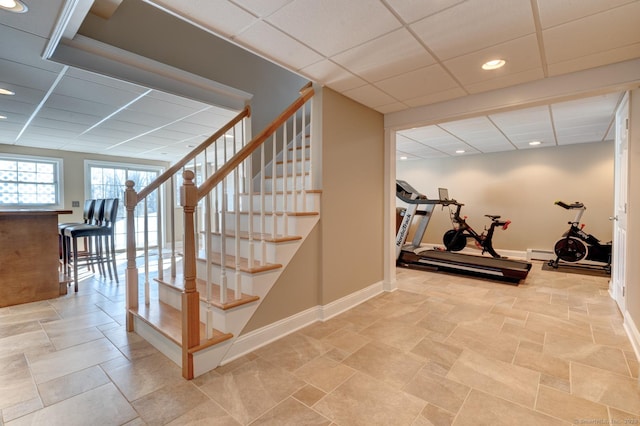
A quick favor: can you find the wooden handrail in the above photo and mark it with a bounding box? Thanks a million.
[196,86,314,200]
[136,105,251,202]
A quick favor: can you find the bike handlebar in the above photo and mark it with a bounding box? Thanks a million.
[555,200,585,209]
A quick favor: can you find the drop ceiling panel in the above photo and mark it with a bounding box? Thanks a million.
[410,0,535,60]
[38,107,103,127]
[342,85,397,109]
[490,106,556,146]
[44,94,122,118]
[267,0,401,57]
[0,0,66,38]
[0,26,63,71]
[0,59,61,91]
[537,0,635,29]
[403,87,467,108]
[97,119,156,135]
[332,29,435,83]
[444,35,541,86]
[542,2,640,67]
[111,109,175,128]
[126,95,204,119]
[438,116,514,151]
[384,0,466,24]
[375,64,458,101]
[235,20,324,71]
[147,0,257,38]
[234,0,294,18]
[54,76,145,107]
[301,60,366,92]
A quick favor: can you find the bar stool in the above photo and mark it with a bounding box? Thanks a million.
[64,199,117,292]
[59,199,96,274]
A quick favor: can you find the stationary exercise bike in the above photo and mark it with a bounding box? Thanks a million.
[442,202,511,258]
[548,201,612,273]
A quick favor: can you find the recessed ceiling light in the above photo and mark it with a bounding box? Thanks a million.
[455,149,465,154]
[0,115,7,120]
[400,156,407,160]
[482,59,506,70]
[529,141,542,146]
[0,88,15,96]
[0,0,28,13]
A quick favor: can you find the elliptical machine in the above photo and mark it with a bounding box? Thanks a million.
[548,201,612,273]
[443,202,511,259]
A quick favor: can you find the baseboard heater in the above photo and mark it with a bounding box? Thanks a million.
[526,249,554,261]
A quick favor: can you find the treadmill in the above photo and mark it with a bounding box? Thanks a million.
[395,180,531,284]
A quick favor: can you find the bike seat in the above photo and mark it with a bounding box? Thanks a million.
[485,214,501,220]
[555,201,584,209]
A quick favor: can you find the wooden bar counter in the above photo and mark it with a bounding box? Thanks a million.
[0,209,72,307]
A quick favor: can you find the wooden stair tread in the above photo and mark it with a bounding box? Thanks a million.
[154,273,260,310]
[231,210,319,217]
[204,229,302,243]
[196,250,282,273]
[129,300,233,348]
[238,189,322,195]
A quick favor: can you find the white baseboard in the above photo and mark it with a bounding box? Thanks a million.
[221,280,384,365]
[623,310,640,362]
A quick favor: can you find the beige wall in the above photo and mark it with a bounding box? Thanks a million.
[396,141,614,252]
[626,89,640,338]
[320,88,385,303]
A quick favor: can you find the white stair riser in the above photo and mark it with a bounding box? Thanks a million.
[238,192,320,212]
[195,259,280,296]
[205,234,301,264]
[266,161,309,177]
[265,175,312,192]
[223,212,318,236]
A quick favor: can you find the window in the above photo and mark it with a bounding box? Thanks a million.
[86,161,162,251]
[0,155,62,207]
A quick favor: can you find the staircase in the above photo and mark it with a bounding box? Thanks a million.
[123,84,318,378]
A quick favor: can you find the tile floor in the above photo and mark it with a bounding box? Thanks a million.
[0,262,639,425]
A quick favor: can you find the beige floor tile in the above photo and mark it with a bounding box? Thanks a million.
[252,332,332,371]
[359,319,429,352]
[513,298,569,319]
[0,354,39,410]
[342,341,424,389]
[571,362,640,415]
[453,389,569,426]
[132,380,210,424]
[419,403,455,426]
[525,312,593,341]
[0,306,59,326]
[1,397,43,424]
[609,407,640,424]
[410,335,463,374]
[0,330,52,360]
[5,383,137,426]
[535,385,609,423]
[197,357,305,425]
[500,320,545,344]
[47,326,104,350]
[513,341,570,380]
[28,338,122,384]
[314,372,424,426]
[0,320,41,339]
[447,349,540,408]
[292,384,326,407]
[416,312,458,336]
[446,323,520,363]
[322,327,370,354]
[41,310,116,335]
[294,355,356,392]
[403,369,470,413]
[165,400,241,425]
[251,397,330,425]
[37,365,110,406]
[102,351,185,402]
[544,332,631,376]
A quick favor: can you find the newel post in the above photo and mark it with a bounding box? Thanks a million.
[181,170,200,379]
[125,180,139,332]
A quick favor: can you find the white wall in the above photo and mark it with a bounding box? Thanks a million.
[396,141,614,253]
